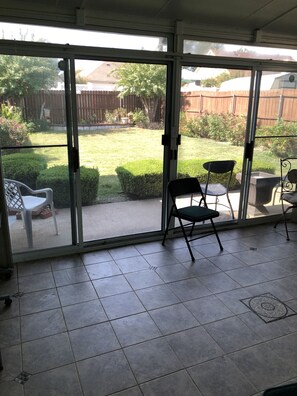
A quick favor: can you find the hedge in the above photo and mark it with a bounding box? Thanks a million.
[2,152,47,188]
[116,159,163,198]
[36,165,99,208]
[116,158,276,198]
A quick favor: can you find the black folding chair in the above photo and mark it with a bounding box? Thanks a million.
[162,177,223,261]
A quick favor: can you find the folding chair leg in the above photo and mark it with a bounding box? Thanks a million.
[189,222,195,236]
[162,213,172,246]
[210,219,223,251]
[162,226,168,246]
[177,217,196,261]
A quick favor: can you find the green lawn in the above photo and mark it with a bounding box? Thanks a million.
[29,127,279,201]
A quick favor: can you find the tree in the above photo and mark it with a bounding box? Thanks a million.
[115,63,167,123]
[183,41,222,56]
[201,71,232,88]
[0,55,58,105]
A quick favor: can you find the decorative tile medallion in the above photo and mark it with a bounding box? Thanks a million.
[12,291,24,298]
[14,371,31,384]
[241,293,297,323]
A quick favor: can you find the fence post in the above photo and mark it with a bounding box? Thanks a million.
[277,94,284,119]
[199,94,203,113]
[231,94,236,113]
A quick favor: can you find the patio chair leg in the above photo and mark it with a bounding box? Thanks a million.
[227,194,235,219]
[274,208,291,241]
[23,210,33,248]
[50,202,59,235]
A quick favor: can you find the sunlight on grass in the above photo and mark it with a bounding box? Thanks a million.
[29,127,280,201]
[30,128,163,175]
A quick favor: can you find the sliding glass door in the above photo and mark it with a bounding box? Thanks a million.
[0,55,74,253]
[250,70,297,218]
[74,60,167,242]
[178,65,251,222]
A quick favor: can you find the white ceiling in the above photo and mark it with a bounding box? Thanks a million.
[0,0,297,48]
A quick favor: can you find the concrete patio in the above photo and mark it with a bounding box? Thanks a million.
[7,190,284,254]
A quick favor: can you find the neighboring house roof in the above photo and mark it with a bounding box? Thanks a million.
[77,61,123,86]
[219,72,297,91]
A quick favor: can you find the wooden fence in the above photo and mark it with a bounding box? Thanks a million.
[23,90,144,125]
[181,89,297,126]
[20,88,297,127]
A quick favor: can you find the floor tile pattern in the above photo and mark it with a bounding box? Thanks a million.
[1,224,297,395]
[241,293,297,323]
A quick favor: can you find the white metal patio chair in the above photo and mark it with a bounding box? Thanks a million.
[4,179,58,248]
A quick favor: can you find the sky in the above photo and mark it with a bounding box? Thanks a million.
[0,22,162,51]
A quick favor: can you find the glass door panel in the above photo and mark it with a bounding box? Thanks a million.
[0,55,73,253]
[179,66,251,221]
[251,70,297,218]
[76,60,167,241]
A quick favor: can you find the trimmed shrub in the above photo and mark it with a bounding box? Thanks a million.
[2,152,47,188]
[116,158,276,198]
[36,165,99,208]
[116,159,163,198]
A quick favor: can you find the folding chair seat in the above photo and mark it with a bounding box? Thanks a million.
[162,177,223,261]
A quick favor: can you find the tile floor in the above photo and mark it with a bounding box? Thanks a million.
[1,223,297,395]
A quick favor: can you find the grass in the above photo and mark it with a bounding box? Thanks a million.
[29,127,280,201]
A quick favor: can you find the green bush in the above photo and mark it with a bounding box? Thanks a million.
[27,119,50,132]
[207,114,228,141]
[225,114,247,146]
[0,103,23,122]
[131,108,149,128]
[104,108,128,123]
[116,158,276,198]
[181,113,246,146]
[257,119,297,157]
[0,117,30,152]
[36,165,99,208]
[116,159,163,198]
[2,152,47,188]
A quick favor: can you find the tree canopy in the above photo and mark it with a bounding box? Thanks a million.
[0,55,58,104]
[115,63,167,123]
